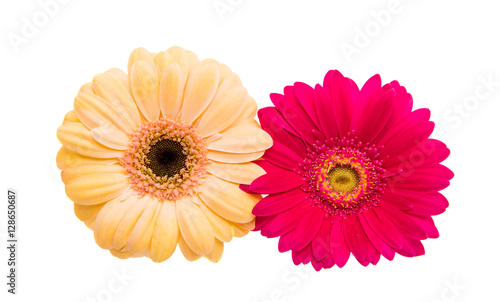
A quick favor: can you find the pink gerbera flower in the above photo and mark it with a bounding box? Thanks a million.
[245,70,453,271]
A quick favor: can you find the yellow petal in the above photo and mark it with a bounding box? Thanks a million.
[176,196,214,255]
[57,122,123,158]
[198,175,255,223]
[74,203,105,226]
[78,82,95,95]
[74,91,131,135]
[127,47,155,75]
[197,200,233,242]
[204,239,224,263]
[63,110,80,123]
[154,51,174,79]
[206,150,264,164]
[207,125,272,153]
[196,87,248,137]
[92,71,141,129]
[236,219,256,231]
[150,201,179,263]
[130,60,160,121]
[207,161,265,185]
[180,62,219,124]
[232,223,250,238]
[61,163,124,185]
[159,62,184,120]
[178,235,201,261]
[94,195,138,250]
[56,147,116,170]
[127,198,162,254]
[110,249,132,259]
[113,196,150,251]
[91,126,130,150]
[65,174,128,205]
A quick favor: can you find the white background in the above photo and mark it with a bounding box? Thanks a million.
[1,0,499,301]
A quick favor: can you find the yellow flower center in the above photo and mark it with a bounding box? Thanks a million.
[328,166,359,193]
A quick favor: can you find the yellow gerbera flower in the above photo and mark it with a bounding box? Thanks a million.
[56,46,272,262]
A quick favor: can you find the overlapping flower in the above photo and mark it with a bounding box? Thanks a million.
[246,70,453,270]
[56,47,272,262]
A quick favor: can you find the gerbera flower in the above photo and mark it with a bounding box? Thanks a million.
[246,70,453,271]
[56,46,272,262]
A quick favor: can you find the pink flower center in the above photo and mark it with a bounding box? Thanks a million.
[120,117,209,201]
[297,132,386,216]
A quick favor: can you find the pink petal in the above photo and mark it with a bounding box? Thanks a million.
[312,219,332,261]
[384,139,451,169]
[330,217,350,267]
[342,216,374,264]
[250,170,305,194]
[396,237,425,257]
[252,188,308,216]
[294,82,321,129]
[277,96,320,145]
[292,243,313,265]
[386,188,449,216]
[261,202,308,238]
[387,171,450,193]
[324,70,353,137]
[376,202,427,240]
[350,88,396,143]
[258,108,307,156]
[263,141,303,170]
[292,206,325,250]
[278,231,294,253]
[314,84,338,139]
[362,209,404,249]
[359,214,396,261]
[377,108,431,147]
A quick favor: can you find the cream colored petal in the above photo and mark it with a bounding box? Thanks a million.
[178,235,201,261]
[56,147,117,170]
[150,201,179,263]
[92,72,141,129]
[94,195,138,250]
[127,47,155,75]
[130,60,160,121]
[113,196,150,251]
[166,46,199,84]
[196,87,248,137]
[61,163,124,185]
[127,198,162,254]
[207,150,264,164]
[207,161,265,185]
[159,62,184,120]
[74,203,105,225]
[74,91,131,134]
[63,110,80,123]
[204,239,224,263]
[197,199,233,243]
[154,51,174,79]
[231,223,250,238]
[176,196,215,255]
[198,175,255,223]
[65,174,128,205]
[91,126,130,150]
[57,122,123,158]
[207,125,272,153]
[180,63,219,124]
[213,72,241,99]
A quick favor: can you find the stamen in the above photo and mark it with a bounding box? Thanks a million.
[297,131,386,217]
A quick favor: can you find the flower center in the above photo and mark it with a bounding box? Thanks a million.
[120,118,209,201]
[328,166,359,193]
[297,132,386,216]
[145,139,187,178]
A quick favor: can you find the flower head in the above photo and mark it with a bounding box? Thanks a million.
[247,70,453,271]
[56,46,272,262]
